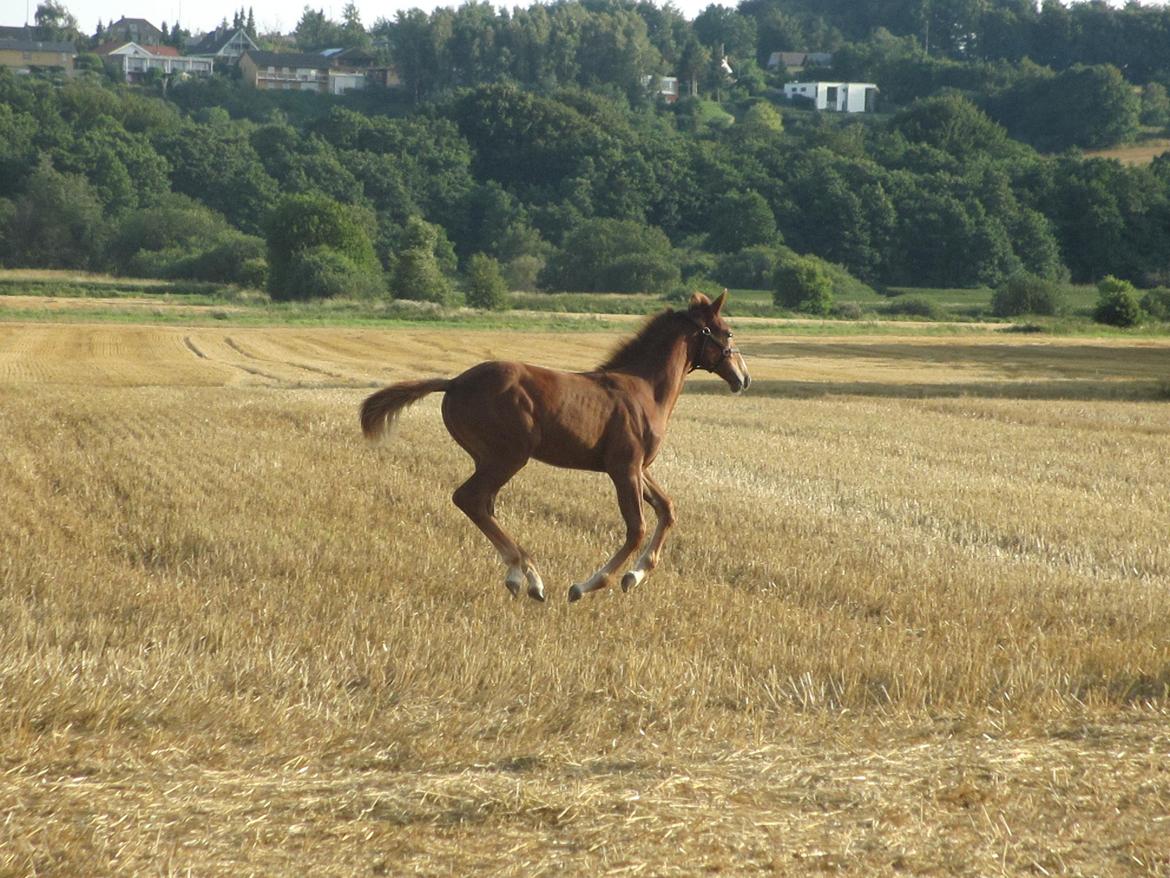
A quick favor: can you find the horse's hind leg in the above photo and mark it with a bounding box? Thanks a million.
[621,472,675,593]
[452,462,545,601]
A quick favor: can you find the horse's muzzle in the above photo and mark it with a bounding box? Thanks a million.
[729,372,750,393]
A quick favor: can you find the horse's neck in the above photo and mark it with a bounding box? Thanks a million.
[626,332,692,415]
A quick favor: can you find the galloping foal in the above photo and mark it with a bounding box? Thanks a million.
[360,291,750,602]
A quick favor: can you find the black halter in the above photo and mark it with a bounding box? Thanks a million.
[688,322,738,373]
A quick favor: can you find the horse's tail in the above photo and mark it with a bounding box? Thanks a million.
[360,378,451,441]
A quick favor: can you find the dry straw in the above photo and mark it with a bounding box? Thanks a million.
[1,322,1168,874]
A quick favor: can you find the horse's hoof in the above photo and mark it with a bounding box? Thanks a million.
[621,572,636,593]
[527,584,546,602]
[505,579,521,598]
[568,584,583,603]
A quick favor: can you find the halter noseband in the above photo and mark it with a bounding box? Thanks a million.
[687,321,738,373]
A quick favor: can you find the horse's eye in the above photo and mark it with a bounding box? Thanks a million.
[701,326,711,335]
[727,332,733,338]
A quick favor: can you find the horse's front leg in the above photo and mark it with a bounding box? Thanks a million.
[621,472,675,593]
[568,468,645,602]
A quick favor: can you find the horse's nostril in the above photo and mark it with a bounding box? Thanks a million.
[743,374,751,390]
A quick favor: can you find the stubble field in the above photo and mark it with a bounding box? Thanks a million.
[1,318,1169,875]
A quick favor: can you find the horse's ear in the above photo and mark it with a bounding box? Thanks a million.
[688,291,711,310]
[712,289,727,314]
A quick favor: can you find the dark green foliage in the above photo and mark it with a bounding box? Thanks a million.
[266,194,380,300]
[110,194,223,269]
[182,234,268,287]
[1094,276,1143,327]
[1,9,1170,308]
[705,190,778,254]
[293,246,383,299]
[986,64,1140,152]
[541,218,679,294]
[773,252,833,316]
[502,255,545,292]
[992,272,1065,317]
[1140,83,1170,129]
[892,94,1011,160]
[1140,288,1170,321]
[882,295,944,320]
[156,121,279,236]
[714,246,782,290]
[2,160,107,270]
[464,253,509,310]
[0,104,39,196]
[112,195,267,286]
[390,217,455,305]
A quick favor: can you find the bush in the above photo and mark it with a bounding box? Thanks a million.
[603,252,680,295]
[464,253,509,310]
[390,218,455,305]
[714,245,781,289]
[239,257,269,289]
[831,301,866,320]
[502,254,544,291]
[773,252,833,315]
[882,295,944,320]
[541,218,679,294]
[110,195,224,271]
[1139,287,1170,321]
[678,249,717,282]
[991,271,1065,317]
[292,246,383,300]
[1093,275,1142,327]
[266,193,380,300]
[181,234,267,285]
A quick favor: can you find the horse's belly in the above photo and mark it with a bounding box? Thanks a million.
[532,443,606,472]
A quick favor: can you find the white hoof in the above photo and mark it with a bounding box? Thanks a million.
[525,567,546,602]
[621,570,645,592]
[505,567,524,598]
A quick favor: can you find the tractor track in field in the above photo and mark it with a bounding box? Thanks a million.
[224,336,353,383]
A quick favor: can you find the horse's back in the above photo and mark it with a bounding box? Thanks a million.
[442,361,619,471]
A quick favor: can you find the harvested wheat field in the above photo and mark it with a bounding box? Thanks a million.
[1,320,1169,876]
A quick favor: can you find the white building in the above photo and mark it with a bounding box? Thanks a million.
[784,81,877,113]
[98,42,213,82]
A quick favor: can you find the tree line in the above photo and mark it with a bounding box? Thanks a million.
[3,0,1170,308]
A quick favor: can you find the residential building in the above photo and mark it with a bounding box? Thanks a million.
[97,41,213,82]
[0,25,37,39]
[240,50,369,95]
[239,48,381,95]
[105,17,163,46]
[187,26,258,64]
[0,34,75,74]
[783,81,877,113]
[642,74,683,102]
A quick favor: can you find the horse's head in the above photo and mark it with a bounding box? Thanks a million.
[687,290,751,393]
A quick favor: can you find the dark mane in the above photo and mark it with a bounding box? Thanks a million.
[598,309,688,372]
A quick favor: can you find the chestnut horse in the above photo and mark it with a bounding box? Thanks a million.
[360,291,750,603]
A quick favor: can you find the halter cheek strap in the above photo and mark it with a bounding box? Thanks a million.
[687,322,739,373]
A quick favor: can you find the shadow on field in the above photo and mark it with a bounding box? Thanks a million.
[689,378,1170,402]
